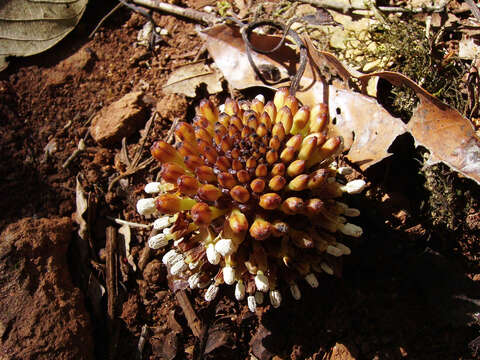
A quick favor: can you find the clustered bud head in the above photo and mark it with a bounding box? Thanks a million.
[137,88,366,311]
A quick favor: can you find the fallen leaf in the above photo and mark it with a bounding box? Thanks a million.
[163,61,223,97]
[74,176,88,242]
[0,0,87,71]
[119,223,137,272]
[200,24,480,184]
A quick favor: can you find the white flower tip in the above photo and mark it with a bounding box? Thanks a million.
[136,198,156,216]
[170,259,187,275]
[337,166,353,175]
[206,244,221,265]
[148,233,168,249]
[254,272,269,292]
[320,262,334,275]
[255,94,265,103]
[290,283,301,300]
[223,266,235,285]
[247,295,256,312]
[339,223,363,238]
[269,290,282,308]
[188,273,201,289]
[219,104,225,113]
[162,249,178,265]
[344,208,361,217]
[255,291,264,305]
[153,216,171,230]
[336,242,351,255]
[205,284,219,302]
[235,281,245,301]
[344,179,366,194]
[305,273,319,288]
[215,239,234,257]
[203,5,214,13]
[144,182,162,194]
[326,245,343,257]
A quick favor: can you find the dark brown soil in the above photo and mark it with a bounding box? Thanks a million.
[1,1,479,359]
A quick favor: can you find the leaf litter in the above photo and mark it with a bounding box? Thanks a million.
[199,24,480,185]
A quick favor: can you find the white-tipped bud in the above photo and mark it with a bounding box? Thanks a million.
[188,273,201,289]
[162,249,178,265]
[215,239,235,257]
[148,233,168,249]
[173,238,184,247]
[153,216,172,230]
[344,208,361,217]
[254,271,269,292]
[342,179,366,194]
[290,282,301,300]
[219,104,225,113]
[247,295,257,312]
[339,222,363,237]
[223,266,235,285]
[337,166,353,175]
[320,262,334,275]
[329,161,338,170]
[170,259,187,275]
[255,291,264,305]
[335,242,351,255]
[206,243,221,265]
[145,182,162,193]
[305,273,319,288]
[235,280,245,300]
[205,284,219,301]
[269,290,282,308]
[189,261,199,270]
[326,245,343,257]
[163,227,172,235]
[255,94,265,103]
[136,198,156,216]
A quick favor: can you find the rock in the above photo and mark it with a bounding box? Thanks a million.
[250,324,273,360]
[156,93,188,120]
[151,332,178,360]
[90,91,149,146]
[328,343,357,360]
[0,217,94,360]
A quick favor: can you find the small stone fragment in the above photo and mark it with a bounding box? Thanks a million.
[90,91,149,146]
[143,259,166,285]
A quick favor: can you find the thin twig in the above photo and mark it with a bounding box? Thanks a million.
[62,139,86,169]
[106,226,119,360]
[132,0,219,25]
[90,2,124,38]
[175,290,205,338]
[298,0,449,13]
[109,217,152,229]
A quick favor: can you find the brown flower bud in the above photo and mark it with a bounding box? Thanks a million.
[269,175,286,191]
[246,157,257,169]
[280,146,296,163]
[218,113,230,128]
[193,115,211,130]
[224,98,240,116]
[305,198,325,215]
[177,175,198,196]
[272,123,286,141]
[280,197,304,214]
[176,141,197,157]
[286,134,303,151]
[284,94,299,115]
[250,217,273,240]
[271,163,286,177]
[269,135,281,151]
[290,106,310,134]
[198,99,218,124]
[298,136,317,160]
[256,123,268,137]
[287,174,309,191]
[191,202,213,225]
[309,103,328,132]
[198,142,217,164]
[184,155,204,170]
[259,193,282,210]
[195,127,212,144]
[195,165,217,183]
[220,136,232,153]
[251,98,264,114]
[259,111,272,130]
[276,106,293,134]
[271,220,289,236]
[175,122,196,143]
[151,140,181,164]
[232,159,243,171]
[229,208,249,233]
[215,156,231,172]
[273,87,289,111]
[237,169,251,183]
[246,114,258,130]
[287,160,306,177]
[266,149,278,164]
[198,184,222,202]
[230,185,250,203]
[218,172,237,189]
[307,169,328,189]
[255,164,268,177]
[160,162,186,183]
[230,115,243,131]
[250,178,265,193]
[155,194,196,214]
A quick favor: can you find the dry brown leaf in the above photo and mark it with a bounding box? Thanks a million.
[163,61,223,97]
[0,0,87,71]
[200,24,480,184]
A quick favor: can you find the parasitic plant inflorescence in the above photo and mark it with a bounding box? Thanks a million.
[137,88,366,310]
